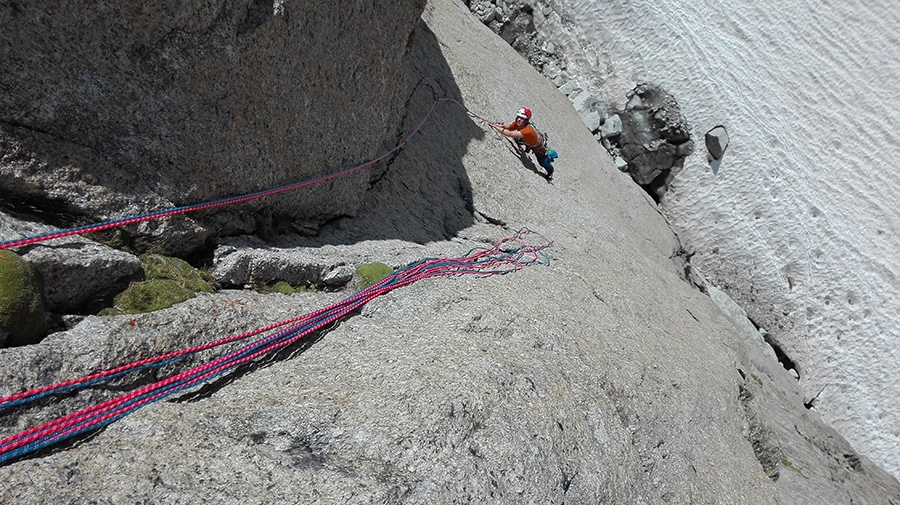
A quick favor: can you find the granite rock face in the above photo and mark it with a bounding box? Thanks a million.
[464,3,692,201]
[0,0,898,503]
[0,0,426,254]
[466,0,557,72]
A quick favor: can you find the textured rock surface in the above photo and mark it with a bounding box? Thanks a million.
[611,83,694,197]
[0,0,426,253]
[0,250,46,346]
[0,0,898,503]
[212,234,475,289]
[465,3,692,201]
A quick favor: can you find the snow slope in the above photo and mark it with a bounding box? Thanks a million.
[535,0,900,479]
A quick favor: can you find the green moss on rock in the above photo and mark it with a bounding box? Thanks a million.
[140,254,213,293]
[0,250,47,346]
[101,254,214,316]
[356,262,394,288]
[109,279,195,315]
[268,280,292,295]
[252,280,317,296]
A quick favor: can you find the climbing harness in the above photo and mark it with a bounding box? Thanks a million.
[529,120,555,158]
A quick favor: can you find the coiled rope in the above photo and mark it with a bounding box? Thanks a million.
[0,228,552,463]
[0,98,498,251]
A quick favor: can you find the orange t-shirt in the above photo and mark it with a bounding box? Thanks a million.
[506,121,544,153]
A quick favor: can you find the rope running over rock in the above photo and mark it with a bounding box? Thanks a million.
[0,229,552,464]
[0,98,495,251]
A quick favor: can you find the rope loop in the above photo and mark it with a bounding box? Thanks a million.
[0,228,552,463]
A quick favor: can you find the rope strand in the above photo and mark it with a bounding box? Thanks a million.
[0,98,500,251]
[0,229,552,463]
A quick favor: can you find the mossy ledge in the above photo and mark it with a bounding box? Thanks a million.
[100,254,214,316]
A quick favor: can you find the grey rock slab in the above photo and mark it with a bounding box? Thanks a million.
[0,0,428,251]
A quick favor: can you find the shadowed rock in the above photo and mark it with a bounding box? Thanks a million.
[706,125,730,160]
[613,83,694,200]
[0,0,431,255]
[0,211,142,317]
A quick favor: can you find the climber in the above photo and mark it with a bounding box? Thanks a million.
[490,107,557,181]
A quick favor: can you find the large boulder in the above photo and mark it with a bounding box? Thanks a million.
[0,0,427,254]
[706,124,730,160]
[0,250,46,346]
[613,83,694,199]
